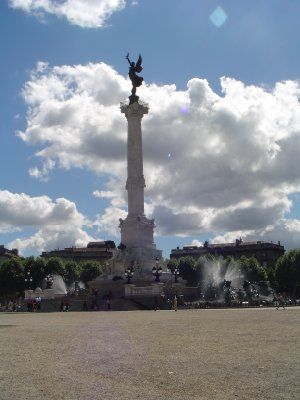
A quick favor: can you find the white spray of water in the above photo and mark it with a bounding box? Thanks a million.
[201,257,243,285]
[52,274,67,294]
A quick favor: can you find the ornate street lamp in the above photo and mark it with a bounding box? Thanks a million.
[171,266,180,283]
[24,271,33,290]
[152,257,163,283]
[45,274,54,289]
[125,265,134,284]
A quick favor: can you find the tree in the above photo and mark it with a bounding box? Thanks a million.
[238,256,267,283]
[79,261,104,286]
[167,258,179,272]
[275,249,300,295]
[24,257,46,289]
[178,256,197,286]
[64,261,81,286]
[0,257,25,298]
[45,257,65,276]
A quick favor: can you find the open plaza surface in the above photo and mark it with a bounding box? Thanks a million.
[0,308,299,400]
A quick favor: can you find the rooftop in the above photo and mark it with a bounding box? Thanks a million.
[172,239,284,252]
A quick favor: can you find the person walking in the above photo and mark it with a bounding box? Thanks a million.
[276,293,286,310]
[36,296,42,311]
[172,295,178,312]
[273,294,279,308]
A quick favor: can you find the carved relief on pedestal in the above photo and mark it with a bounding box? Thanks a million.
[119,214,155,249]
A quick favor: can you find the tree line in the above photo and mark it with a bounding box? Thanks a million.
[0,248,299,299]
[168,249,300,296]
[0,256,105,299]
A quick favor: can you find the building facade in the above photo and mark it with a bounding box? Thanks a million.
[41,241,116,263]
[170,239,285,268]
[0,245,19,266]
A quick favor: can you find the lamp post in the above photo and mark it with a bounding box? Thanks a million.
[45,274,54,289]
[24,271,33,290]
[152,257,163,283]
[125,265,134,284]
[171,266,180,283]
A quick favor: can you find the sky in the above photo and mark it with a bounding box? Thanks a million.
[0,0,300,258]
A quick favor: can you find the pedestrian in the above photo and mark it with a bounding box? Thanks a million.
[273,294,278,308]
[277,294,286,310]
[8,300,13,312]
[36,296,42,311]
[106,297,111,311]
[172,295,178,312]
[63,298,69,312]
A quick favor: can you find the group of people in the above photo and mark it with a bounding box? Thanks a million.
[153,295,178,311]
[1,299,22,312]
[59,297,70,312]
[273,293,286,310]
[89,289,112,311]
[27,296,42,312]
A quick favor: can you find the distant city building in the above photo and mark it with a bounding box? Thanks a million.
[41,241,116,263]
[170,239,285,268]
[0,245,19,265]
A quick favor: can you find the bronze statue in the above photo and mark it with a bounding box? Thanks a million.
[126,53,143,104]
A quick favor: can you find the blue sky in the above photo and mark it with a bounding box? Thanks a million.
[1,0,300,258]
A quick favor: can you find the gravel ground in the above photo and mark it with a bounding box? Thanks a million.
[0,308,299,400]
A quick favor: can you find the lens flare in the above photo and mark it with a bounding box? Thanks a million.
[180,105,189,114]
[210,6,227,28]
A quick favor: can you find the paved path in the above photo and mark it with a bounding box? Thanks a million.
[0,308,299,400]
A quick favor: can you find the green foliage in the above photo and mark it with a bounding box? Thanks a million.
[64,261,81,285]
[194,256,208,283]
[178,256,197,286]
[265,265,276,287]
[275,249,300,294]
[167,258,179,271]
[238,256,267,283]
[45,257,65,276]
[0,257,25,297]
[24,256,46,288]
[79,261,103,285]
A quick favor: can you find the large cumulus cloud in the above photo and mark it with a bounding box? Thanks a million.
[0,190,94,254]
[9,0,126,28]
[18,61,300,249]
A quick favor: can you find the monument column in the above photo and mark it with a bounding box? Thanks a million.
[121,101,148,217]
[115,53,162,278]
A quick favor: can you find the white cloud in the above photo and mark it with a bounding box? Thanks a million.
[0,189,94,254]
[9,0,126,28]
[9,226,94,255]
[29,158,55,181]
[191,239,203,247]
[94,206,127,237]
[18,61,300,249]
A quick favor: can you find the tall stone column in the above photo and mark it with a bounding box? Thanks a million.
[119,101,161,257]
[122,101,148,216]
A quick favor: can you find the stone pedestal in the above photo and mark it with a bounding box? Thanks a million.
[24,288,56,300]
[125,282,164,298]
